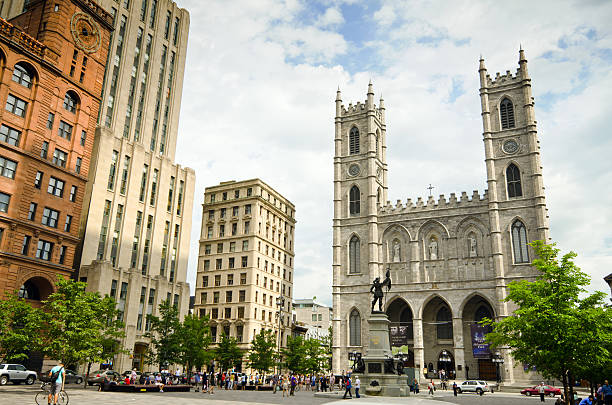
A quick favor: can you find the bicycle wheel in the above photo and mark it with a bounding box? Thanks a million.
[35,391,49,405]
[58,391,69,405]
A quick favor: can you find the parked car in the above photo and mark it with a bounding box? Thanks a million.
[457,380,490,394]
[521,385,561,397]
[0,363,37,385]
[122,370,141,378]
[64,369,84,384]
[86,370,121,385]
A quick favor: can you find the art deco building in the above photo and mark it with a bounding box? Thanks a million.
[1,0,196,372]
[0,0,111,312]
[194,179,296,369]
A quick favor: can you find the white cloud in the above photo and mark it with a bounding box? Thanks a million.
[174,0,612,306]
[316,7,344,28]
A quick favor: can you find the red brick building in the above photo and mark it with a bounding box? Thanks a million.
[0,0,111,303]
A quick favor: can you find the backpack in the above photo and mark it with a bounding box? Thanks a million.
[51,367,63,382]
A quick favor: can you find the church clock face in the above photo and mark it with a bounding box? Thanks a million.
[348,164,360,177]
[70,12,101,54]
[502,139,519,154]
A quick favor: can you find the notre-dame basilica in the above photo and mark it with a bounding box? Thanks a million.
[332,49,549,384]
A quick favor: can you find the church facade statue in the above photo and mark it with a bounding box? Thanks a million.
[429,238,438,260]
[392,240,401,262]
[469,235,477,257]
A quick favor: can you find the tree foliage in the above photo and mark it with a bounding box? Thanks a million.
[484,241,612,405]
[178,314,213,376]
[145,299,181,371]
[215,333,244,371]
[0,292,44,363]
[247,329,277,375]
[283,335,328,374]
[42,278,124,367]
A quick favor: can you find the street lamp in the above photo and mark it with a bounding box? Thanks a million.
[492,351,505,385]
[276,297,285,375]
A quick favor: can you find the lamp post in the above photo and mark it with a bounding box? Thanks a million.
[492,351,505,386]
[276,296,285,375]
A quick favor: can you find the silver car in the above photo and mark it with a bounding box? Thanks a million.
[0,363,37,385]
[457,380,490,394]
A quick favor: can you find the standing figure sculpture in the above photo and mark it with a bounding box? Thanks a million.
[370,269,392,312]
[392,240,401,262]
[429,238,438,260]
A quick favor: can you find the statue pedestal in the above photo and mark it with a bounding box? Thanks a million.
[358,312,410,397]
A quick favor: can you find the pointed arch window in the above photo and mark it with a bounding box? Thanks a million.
[349,127,360,154]
[500,98,515,129]
[506,164,522,198]
[436,306,453,339]
[474,305,492,322]
[512,220,529,263]
[349,309,361,346]
[349,236,360,274]
[349,186,360,215]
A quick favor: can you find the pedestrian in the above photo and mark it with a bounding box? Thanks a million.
[282,375,289,397]
[601,380,612,405]
[580,395,595,405]
[538,382,546,402]
[355,375,360,398]
[428,379,435,396]
[343,375,352,399]
[202,371,208,393]
[155,373,165,392]
[194,372,201,392]
[130,368,137,385]
[47,361,65,405]
[290,374,297,396]
[453,381,458,396]
[330,374,335,392]
[209,372,215,394]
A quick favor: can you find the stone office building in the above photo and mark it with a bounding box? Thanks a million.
[332,50,550,385]
[194,179,296,367]
[0,0,111,311]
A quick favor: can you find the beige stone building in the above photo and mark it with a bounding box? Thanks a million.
[0,0,195,372]
[294,298,332,340]
[332,50,550,385]
[194,179,296,371]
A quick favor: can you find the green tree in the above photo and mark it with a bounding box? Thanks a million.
[282,335,307,374]
[178,314,212,379]
[215,333,243,371]
[42,278,118,367]
[247,329,277,376]
[484,241,612,405]
[0,292,44,363]
[304,337,327,374]
[83,295,126,387]
[145,299,181,371]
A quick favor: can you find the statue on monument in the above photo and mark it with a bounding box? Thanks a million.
[469,236,477,257]
[370,268,392,312]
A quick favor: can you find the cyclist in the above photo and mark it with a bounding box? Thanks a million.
[48,361,65,405]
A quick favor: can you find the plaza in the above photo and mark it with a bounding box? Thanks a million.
[0,383,581,405]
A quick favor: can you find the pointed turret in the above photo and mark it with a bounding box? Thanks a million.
[479,55,488,88]
[335,86,342,117]
[379,94,385,122]
[367,80,374,110]
[519,47,529,79]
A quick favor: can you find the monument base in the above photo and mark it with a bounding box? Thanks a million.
[355,312,411,397]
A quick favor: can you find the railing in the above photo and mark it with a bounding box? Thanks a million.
[0,18,46,58]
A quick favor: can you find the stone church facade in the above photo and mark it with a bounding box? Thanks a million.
[332,50,549,385]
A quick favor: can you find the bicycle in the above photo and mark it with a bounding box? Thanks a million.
[35,381,69,405]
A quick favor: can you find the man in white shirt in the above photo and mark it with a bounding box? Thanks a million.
[355,376,361,398]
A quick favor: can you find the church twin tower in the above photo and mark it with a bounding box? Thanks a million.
[332,50,549,384]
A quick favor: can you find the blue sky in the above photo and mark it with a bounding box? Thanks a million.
[175,0,612,306]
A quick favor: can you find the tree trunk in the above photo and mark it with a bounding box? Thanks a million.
[568,371,575,404]
[562,372,570,405]
[590,381,594,396]
[84,362,92,389]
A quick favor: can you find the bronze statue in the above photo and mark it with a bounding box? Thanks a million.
[370,269,392,312]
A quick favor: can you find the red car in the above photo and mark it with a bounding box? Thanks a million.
[521,385,561,397]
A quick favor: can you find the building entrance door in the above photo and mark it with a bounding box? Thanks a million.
[478,359,497,380]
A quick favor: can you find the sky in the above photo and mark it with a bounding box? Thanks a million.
[173,0,612,307]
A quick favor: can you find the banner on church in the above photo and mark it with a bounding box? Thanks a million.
[470,324,492,359]
[390,325,409,347]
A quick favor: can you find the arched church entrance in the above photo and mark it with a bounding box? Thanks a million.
[386,298,414,367]
[436,349,455,377]
[462,295,496,381]
[422,296,455,378]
